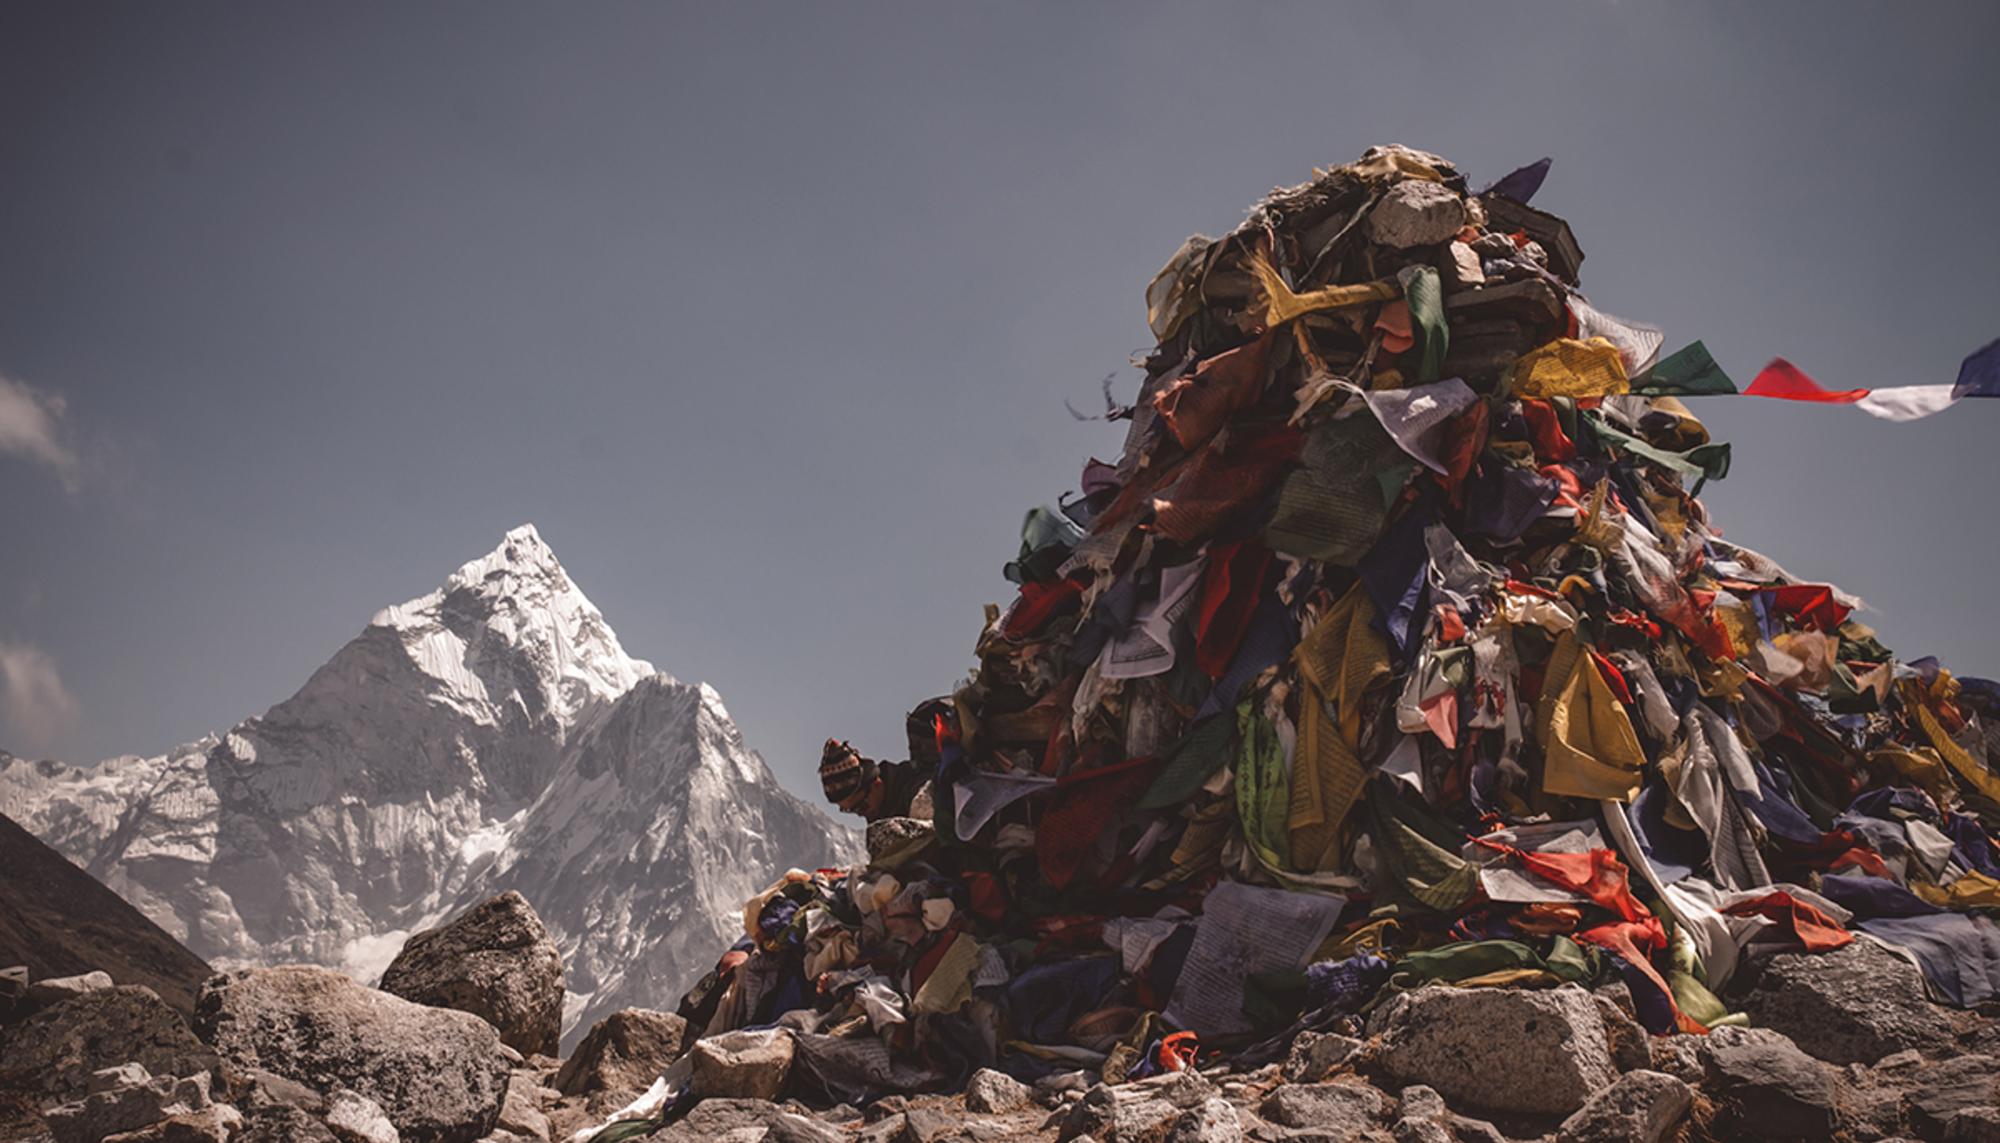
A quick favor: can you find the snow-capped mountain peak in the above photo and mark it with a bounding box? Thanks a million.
[0,526,858,1048]
[367,523,659,727]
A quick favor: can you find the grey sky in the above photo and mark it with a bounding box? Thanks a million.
[3,1,1997,798]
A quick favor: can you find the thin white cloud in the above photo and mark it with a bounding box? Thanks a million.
[0,374,81,490]
[0,641,81,752]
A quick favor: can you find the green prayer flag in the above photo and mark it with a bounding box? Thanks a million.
[1234,700,1294,874]
[1584,411,1732,483]
[1139,715,1235,810]
[1401,264,1449,386]
[1630,340,1738,396]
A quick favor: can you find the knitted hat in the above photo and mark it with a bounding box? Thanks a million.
[818,738,876,808]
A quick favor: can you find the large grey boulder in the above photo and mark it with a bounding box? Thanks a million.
[1370,984,1618,1115]
[1555,1070,1693,1143]
[0,985,220,1101]
[1739,940,1959,1065]
[1700,1026,1837,1140]
[194,965,509,1143]
[380,892,565,1059]
[554,1008,687,1099]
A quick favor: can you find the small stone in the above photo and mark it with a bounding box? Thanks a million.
[901,1105,956,1143]
[103,1104,240,1142]
[553,1008,687,1099]
[42,1067,213,1143]
[1281,1033,1364,1084]
[1390,1086,1451,1143]
[1592,993,1651,1073]
[1947,1107,2000,1143]
[234,1065,328,1113]
[1259,1082,1394,1132]
[1646,1035,1704,1085]
[26,970,116,1009]
[964,1068,1032,1114]
[1443,242,1485,289]
[91,1063,155,1093]
[1702,1026,1837,1139]
[494,1071,550,1142]
[857,1114,906,1143]
[325,1090,401,1143]
[1370,984,1617,1115]
[662,1099,836,1143]
[1060,1079,1207,1143]
[1556,1070,1693,1143]
[1395,1085,1446,1123]
[688,1029,796,1102]
[236,1105,340,1142]
[1367,181,1468,249]
[1905,1054,2000,1138]
[1166,1097,1243,1143]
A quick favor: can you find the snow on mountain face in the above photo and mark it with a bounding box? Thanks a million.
[0,525,858,1046]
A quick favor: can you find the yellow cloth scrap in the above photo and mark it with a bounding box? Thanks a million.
[1916,871,2000,911]
[1644,395,1710,449]
[1288,584,1391,870]
[1512,337,1630,399]
[1713,600,1763,662]
[1537,631,1647,801]
[1914,693,2000,807]
[1453,968,1560,989]
[1246,249,1399,331]
[1345,146,1448,184]
[1866,748,1958,808]
[1316,916,1402,961]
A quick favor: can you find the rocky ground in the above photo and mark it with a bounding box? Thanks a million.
[5,892,1998,1143]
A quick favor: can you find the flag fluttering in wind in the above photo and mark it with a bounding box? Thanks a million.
[1739,339,2000,422]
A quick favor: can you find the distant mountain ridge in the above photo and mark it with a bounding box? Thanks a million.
[0,525,858,1045]
[0,808,213,1017]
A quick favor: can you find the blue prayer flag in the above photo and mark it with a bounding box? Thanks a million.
[1478,157,1553,205]
[1951,337,2000,399]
